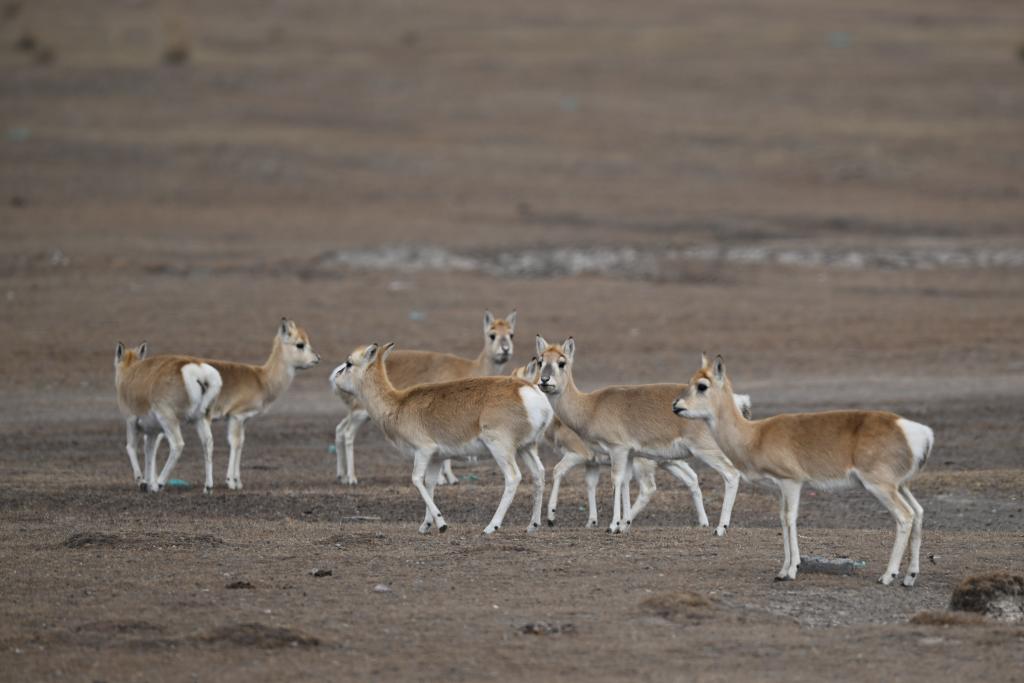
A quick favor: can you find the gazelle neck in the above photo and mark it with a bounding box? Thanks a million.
[261,337,296,403]
[548,370,590,436]
[708,389,756,466]
[473,347,505,376]
[359,361,401,421]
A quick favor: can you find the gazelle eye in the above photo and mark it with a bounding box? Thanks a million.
[489,334,496,341]
[510,333,514,339]
[557,359,566,368]
[697,382,708,393]
[296,342,305,350]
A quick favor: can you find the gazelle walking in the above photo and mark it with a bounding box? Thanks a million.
[672,354,933,585]
[534,336,744,535]
[114,342,223,493]
[331,342,551,534]
[332,310,516,486]
[206,318,320,490]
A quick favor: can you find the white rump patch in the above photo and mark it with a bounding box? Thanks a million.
[181,362,223,419]
[519,385,553,437]
[897,418,933,467]
[732,393,752,419]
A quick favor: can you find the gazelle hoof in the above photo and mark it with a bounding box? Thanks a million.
[138,482,149,492]
[438,523,448,534]
[878,572,897,586]
[547,519,555,527]
[203,486,212,495]
[336,476,358,486]
[902,573,917,587]
[713,525,727,537]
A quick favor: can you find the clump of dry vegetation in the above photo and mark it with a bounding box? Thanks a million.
[949,573,1024,623]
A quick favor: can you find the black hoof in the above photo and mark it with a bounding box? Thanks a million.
[547,519,554,527]
[532,522,539,528]
[438,524,448,533]
[138,483,147,492]
[625,520,631,525]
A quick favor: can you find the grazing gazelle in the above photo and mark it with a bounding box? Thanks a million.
[534,336,745,535]
[515,356,754,529]
[332,310,516,486]
[672,354,933,586]
[331,342,551,534]
[206,318,320,490]
[114,341,223,493]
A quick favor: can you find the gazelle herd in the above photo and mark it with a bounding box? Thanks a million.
[114,311,933,585]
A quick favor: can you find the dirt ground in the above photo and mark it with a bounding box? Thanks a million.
[2,0,1024,681]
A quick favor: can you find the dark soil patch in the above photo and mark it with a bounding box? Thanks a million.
[195,623,320,649]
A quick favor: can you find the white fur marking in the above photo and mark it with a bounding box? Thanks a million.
[897,418,933,466]
[519,385,553,435]
[731,393,752,417]
[181,362,223,419]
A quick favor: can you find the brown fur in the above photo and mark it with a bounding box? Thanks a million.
[116,352,198,419]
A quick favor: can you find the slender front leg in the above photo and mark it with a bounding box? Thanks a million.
[692,449,741,536]
[195,418,215,494]
[335,415,350,483]
[660,460,709,528]
[899,486,924,587]
[482,436,521,534]
[226,415,246,490]
[418,459,444,533]
[520,444,545,533]
[584,463,600,528]
[125,419,144,490]
[776,483,791,580]
[607,447,630,534]
[775,479,802,580]
[411,449,448,532]
[338,409,369,485]
[547,449,588,526]
[143,432,162,489]
[624,458,658,530]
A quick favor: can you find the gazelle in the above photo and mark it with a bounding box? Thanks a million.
[114,342,223,493]
[332,310,516,486]
[331,342,551,534]
[672,354,933,586]
[206,318,320,490]
[515,356,753,529]
[534,336,746,535]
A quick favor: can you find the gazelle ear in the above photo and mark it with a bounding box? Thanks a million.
[535,334,548,357]
[138,341,148,359]
[279,317,290,337]
[381,342,396,362]
[713,355,726,383]
[363,343,380,364]
[115,342,125,362]
[701,351,709,369]
[526,356,538,375]
[483,310,495,333]
[562,337,575,362]
[506,310,517,331]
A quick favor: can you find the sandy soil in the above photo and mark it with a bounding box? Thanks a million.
[1,0,1023,681]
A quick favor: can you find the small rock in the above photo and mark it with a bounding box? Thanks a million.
[373,583,391,593]
[799,555,866,575]
[226,580,254,590]
[520,622,575,635]
[310,568,332,577]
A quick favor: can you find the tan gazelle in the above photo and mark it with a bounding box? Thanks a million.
[205,318,320,489]
[534,336,745,535]
[513,357,711,528]
[332,310,516,486]
[331,342,551,534]
[673,354,933,585]
[114,341,223,493]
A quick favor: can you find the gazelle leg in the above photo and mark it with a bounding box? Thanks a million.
[334,415,350,484]
[584,462,600,528]
[693,449,741,536]
[438,458,459,486]
[482,436,521,535]
[899,486,924,587]
[607,447,630,534]
[153,412,185,492]
[624,458,657,530]
[143,432,162,489]
[195,417,214,494]
[661,460,709,528]
[125,419,144,489]
[548,449,587,526]
[418,459,443,533]
[775,482,791,580]
[520,444,545,533]
[863,479,914,585]
[226,415,246,490]
[778,480,802,580]
[411,450,447,532]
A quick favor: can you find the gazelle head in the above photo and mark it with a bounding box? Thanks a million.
[330,342,395,395]
[512,356,541,383]
[534,335,574,395]
[673,352,732,421]
[114,341,148,369]
[277,318,320,369]
[483,310,516,366]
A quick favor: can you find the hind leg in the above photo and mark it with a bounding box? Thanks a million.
[661,460,710,528]
[438,458,459,486]
[482,436,522,534]
[225,415,246,490]
[899,485,924,586]
[520,444,545,533]
[623,458,658,531]
[418,459,444,533]
[584,463,601,527]
[152,412,185,492]
[125,419,144,490]
[547,449,587,526]
[143,432,162,490]
[862,478,914,585]
[195,418,215,494]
